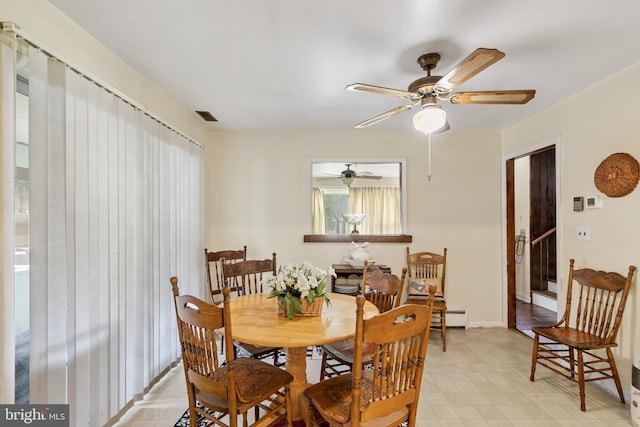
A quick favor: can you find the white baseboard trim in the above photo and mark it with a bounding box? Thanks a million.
[446,308,468,329]
[468,321,504,328]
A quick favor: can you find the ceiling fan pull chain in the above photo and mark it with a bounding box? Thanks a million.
[427,133,432,182]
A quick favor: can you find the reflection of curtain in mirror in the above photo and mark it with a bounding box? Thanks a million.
[349,187,401,234]
[311,187,325,234]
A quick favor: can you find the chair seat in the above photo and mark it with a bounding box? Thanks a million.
[406,295,446,311]
[219,358,292,403]
[531,326,610,349]
[304,371,409,426]
[233,341,280,359]
[322,338,376,364]
[405,295,447,352]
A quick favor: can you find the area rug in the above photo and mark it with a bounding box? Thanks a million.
[174,404,408,427]
[174,403,322,427]
[175,349,323,426]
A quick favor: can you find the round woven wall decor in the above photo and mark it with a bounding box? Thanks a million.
[593,152,639,197]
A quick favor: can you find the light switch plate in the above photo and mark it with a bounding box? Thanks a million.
[577,226,590,240]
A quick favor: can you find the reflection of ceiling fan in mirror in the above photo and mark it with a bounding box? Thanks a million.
[318,164,382,186]
[347,48,536,133]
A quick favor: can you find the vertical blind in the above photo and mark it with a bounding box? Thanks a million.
[1,25,204,425]
[0,25,17,405]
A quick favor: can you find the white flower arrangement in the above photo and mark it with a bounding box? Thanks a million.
[265,262,335,319]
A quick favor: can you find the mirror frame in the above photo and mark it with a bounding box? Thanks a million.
[303,157,412,243]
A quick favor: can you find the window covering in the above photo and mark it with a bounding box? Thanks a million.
[0,24,17,405]
[0,24,204,425]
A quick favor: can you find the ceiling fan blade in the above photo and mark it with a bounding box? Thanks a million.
[347,83,418,99]
[448,90,535,104]
[358,175,383,179]
[434,48,506,94]
[354,103,418,128]
[316,173,341,181]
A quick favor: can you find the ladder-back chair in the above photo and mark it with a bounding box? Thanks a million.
[530,259,636,411]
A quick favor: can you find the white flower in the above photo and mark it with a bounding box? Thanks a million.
[264,261,336,319]
[264,261,334,296]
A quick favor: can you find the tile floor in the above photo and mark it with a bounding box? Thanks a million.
[113,328,632,426]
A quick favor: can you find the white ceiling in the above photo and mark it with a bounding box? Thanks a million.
[50,0,640,133]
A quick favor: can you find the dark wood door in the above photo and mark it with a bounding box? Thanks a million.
[529,148,557,294]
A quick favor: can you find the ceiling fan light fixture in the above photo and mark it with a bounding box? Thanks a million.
[413,105,447,134]
[341,177,356,186]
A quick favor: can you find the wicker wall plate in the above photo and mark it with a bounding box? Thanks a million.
[594,152,640,197]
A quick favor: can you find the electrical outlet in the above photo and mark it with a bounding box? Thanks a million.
[577,226,590,240]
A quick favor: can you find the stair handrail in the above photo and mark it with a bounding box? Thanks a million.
[530,226,556,247]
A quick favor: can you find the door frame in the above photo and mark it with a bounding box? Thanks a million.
[502,136,563,328]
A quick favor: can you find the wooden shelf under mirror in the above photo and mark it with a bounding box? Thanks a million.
[303,234,412,243]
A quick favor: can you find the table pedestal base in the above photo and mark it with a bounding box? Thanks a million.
[285,346,310,424]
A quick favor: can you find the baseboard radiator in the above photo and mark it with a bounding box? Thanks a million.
[446,308,467,329]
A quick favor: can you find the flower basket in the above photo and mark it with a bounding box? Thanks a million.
[264,261,335,320]
[278,296,324,317]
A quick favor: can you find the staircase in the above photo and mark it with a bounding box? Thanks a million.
[531,279,557,313]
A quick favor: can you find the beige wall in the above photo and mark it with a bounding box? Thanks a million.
[204,130,504,326]
[504,63,640,393]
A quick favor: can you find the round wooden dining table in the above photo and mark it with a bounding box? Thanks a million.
[227,292,378,422]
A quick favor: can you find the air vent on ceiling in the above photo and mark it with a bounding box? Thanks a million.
[195,110,218,122]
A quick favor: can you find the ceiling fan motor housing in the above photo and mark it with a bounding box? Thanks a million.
[408,75,442,95]
[342,167,357,178]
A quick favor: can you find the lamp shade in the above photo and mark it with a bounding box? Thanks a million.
[341,177,355,186]
[413,106,447,133]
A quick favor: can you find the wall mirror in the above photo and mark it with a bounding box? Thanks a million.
[304,159,411,243]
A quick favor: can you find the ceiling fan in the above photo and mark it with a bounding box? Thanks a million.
[346,48,536,133]
[318,164,382,186]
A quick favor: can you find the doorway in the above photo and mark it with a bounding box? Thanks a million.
[505,142,559,335]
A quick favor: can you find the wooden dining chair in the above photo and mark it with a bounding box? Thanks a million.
[405,247,448,351]
[204,246,247,303]
[530,259,636,411]
[319,261,406,380]
[222,254,276,296]
[204,246,247,355]
[221,254,283,365]
[170,277,293,427]
[305,290,434,427]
